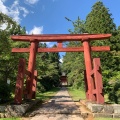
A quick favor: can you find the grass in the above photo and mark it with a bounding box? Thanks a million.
[0,118,20,120]
[67,87,86,101]
[94,118,120,120]
[67,87,111,103]
[36,87,60,102]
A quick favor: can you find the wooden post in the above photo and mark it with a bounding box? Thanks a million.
[26,41,38,99]
[82,40,95,101]
[84,70,89,99]
[32,70,37,99]
[93,58,104,104]
[14,59,26,104]
[57,41,63,48]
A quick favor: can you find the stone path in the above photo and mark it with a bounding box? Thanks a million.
[30,87,84,120]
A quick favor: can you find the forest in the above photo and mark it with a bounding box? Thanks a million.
[0,1,120,104]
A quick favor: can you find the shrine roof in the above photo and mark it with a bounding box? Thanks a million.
[11,34,111,42]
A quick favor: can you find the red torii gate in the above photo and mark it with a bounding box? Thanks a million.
[11,34,111,104]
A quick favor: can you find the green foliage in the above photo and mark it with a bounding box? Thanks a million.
[65,17,86,34]
[0,118,20,120]
[0,12,61,102]
[67,87,86,101]
[85,1,120,103]
[0,12,28,103]
[36,43,61,92]
[0,81,12,103]
[85,1,116,34]
[62,18,85,90]
[37,82,46,92]
[63,1,120,104]
[62,51,85,89]
[108,71,120,103]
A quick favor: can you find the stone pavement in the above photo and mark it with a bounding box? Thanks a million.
[30,87,84,120]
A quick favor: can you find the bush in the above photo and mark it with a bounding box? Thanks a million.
[73,79,84,90]
[37,75,60,93]
[0,80,12,103]
[108,81,120,104]
[37,82,46,93]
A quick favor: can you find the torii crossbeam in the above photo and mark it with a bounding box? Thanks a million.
[11,34,111,41]
[11,34,111,104]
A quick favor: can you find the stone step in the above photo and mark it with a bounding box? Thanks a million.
[80,99,120,118]
[78,100,93,119]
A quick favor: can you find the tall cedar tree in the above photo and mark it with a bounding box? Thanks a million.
[85,2,116,34]
[85,1,120,97]
[63,2,120,97]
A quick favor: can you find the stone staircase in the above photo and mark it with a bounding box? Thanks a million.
[80,100,120,119]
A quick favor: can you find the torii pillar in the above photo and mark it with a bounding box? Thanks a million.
[26,41,38,99]
[82,39,95,101]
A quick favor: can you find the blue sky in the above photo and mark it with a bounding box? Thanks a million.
[0,0,120,60]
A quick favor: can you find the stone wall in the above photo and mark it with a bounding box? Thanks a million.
[0,100,40,118]
[82,100,120,118]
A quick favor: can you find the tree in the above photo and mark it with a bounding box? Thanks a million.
[85,1,116,34]
[63,1,120,103]
[62,18,85,89]
[0,12,28,103]
[65,17,86,34]
[85,2,120,101]
[36,44,61,92]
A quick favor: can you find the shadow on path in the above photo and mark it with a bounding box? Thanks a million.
[30,87,84,120]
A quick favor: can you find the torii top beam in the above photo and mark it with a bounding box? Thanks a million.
[11,34,111,42]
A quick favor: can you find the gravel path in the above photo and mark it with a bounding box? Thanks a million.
[30,87,84,120]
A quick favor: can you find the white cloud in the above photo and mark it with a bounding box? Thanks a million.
[1,0,6,3]
[25,0,39,4]
[0,23,7,30]
[29,26,43,34]
[19,7,29,17]
[0,0,8,14]
[0,0,29,23]
[59,58,63,63]
[8,0,21,23]
[29,26,56,48]
[9,0,29,23]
